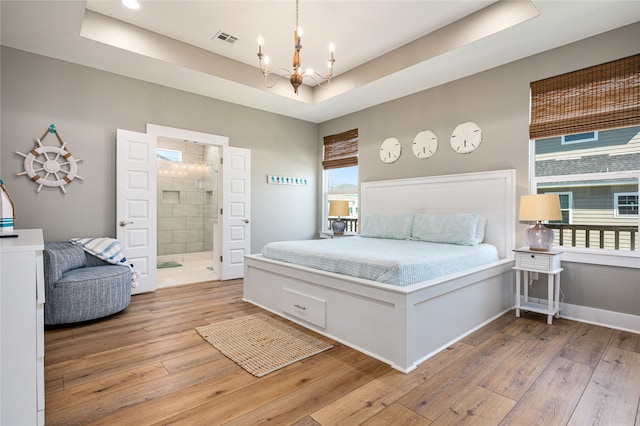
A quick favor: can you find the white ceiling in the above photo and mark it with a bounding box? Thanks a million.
[85,0,496,76]
[1,1,639,123]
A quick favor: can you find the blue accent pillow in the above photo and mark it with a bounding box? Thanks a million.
[360,214,414,240]
[412,211,480,246]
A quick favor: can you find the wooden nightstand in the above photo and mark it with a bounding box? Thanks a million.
[513,248,563,325]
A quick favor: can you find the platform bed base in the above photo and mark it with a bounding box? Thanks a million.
[243,255,513,373]
[244,170,517,373]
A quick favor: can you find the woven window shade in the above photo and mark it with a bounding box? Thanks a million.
[322,129,358,169]
[530,54,640,140]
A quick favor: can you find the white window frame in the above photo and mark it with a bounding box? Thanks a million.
[614,192,639,218]
[529,139,639,268]
[322,170,331,233]
[546,191,572,224]
[322,166,359,233]
[561,131,598,145]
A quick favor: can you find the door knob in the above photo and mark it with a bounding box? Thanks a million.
[119,220,134,227]
[244,218,250,224]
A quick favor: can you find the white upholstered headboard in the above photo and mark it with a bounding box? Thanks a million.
[360,169,516,260]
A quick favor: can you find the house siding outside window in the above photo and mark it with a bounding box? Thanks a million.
[533,126,639,252]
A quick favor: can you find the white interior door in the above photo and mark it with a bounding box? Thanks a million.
[220,146,251,280]
[116,129,157,294]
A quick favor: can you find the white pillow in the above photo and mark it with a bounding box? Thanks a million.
[475,217,488,244]
[412,211,479,246]
[360,214,414,240]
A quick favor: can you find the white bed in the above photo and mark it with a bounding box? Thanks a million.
[243,169,516,373]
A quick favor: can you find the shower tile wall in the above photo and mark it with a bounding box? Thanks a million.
[157,140,218,256]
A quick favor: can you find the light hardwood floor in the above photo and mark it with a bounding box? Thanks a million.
[45,280,640,425]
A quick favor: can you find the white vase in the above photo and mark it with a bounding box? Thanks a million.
[0,179,16,234]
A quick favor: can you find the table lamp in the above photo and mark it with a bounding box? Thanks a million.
[328,200,350,235]
[519,193,562,251]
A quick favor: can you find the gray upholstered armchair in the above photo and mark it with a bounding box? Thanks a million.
[43,242,132,325]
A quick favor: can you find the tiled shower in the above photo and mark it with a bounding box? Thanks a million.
[156,139,219,287]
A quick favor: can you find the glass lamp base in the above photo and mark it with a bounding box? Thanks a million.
[331,219,346,235]
[526,222,555,251]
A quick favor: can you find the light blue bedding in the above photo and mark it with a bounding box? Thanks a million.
[261,236,499,287]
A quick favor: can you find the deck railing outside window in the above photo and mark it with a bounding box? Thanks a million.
[547,224,637,251]
[328,218,358,233]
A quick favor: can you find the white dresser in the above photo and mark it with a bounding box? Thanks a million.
[1,229,45,425]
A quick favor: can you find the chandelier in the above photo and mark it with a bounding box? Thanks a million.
[257,0,335,95]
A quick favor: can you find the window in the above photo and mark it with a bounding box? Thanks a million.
[561,131,598,145]
[322,129,358,232]
[546,192,572,224]
[532,127,639,254]
[615,192,639,217]
[326,165,358,216]
[529,55,639,264]
[157,148,182,162]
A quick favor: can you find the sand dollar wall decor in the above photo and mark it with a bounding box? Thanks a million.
[16,124,84,193]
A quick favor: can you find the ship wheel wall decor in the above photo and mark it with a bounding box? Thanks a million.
[16,124,85,193]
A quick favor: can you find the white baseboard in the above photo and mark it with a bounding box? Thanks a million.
[560,302,640,334]
[518,296,640,333]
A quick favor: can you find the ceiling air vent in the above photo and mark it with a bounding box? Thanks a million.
[213,31,238,45]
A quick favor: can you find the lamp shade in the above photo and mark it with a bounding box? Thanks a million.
[519,194,562,222]
[328,200,349,217]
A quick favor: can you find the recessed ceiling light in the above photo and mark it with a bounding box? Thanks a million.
[121,0,140,10]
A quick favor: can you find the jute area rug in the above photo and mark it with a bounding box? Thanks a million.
[195,313,333,377]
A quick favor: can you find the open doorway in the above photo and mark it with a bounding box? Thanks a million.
[155,138,220,288]
[117,124,249,294]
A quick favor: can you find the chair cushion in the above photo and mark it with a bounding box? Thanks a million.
[56,265,130,287]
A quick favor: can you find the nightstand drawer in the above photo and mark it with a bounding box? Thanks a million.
[282,288,326,328]
[515,252,552,271]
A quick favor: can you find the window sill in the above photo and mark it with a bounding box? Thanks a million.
[558,247,639,269]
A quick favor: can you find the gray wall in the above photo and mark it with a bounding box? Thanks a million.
[317,22,640,316]
[1,22,638,316]
[0,46,318,253]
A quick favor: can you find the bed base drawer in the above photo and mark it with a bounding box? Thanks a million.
[282,288,326,328]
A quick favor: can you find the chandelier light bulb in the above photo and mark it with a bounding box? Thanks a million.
[329,43,335,53]
[305,68,314,75]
